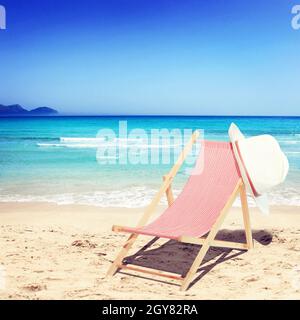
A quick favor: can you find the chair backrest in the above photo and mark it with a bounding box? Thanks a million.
[142,141,241,238]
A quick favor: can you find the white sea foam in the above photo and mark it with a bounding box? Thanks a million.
[114,138,144,142]
[0,187,165,208]
[0,186,299,208]
[60,137,105,143]
[37,140,185,149]
[37,143,101,148]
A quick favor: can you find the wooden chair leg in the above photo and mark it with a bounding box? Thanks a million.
[240,184,253,249]
[106,233,138,277]
[180,239,211,291]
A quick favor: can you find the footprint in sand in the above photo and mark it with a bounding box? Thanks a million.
[71,240,97,248]
[245,276,259,282]
[23,284,47,292]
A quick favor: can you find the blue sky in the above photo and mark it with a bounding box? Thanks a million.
[0,0,299,115]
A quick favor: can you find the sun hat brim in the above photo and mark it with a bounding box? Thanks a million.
[228,123,269,215]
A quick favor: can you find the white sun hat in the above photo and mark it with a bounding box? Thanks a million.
[228,123,289,215]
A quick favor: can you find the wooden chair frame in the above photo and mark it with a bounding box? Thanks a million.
[106,131,253,291]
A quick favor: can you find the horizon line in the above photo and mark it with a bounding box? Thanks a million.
[0,114,300,118]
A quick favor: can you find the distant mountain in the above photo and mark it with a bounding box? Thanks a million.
[0,104,28,115]
[29,107,58,115]
[0,104,58,116]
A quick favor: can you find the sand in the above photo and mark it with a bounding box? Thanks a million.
[0,202,300,300]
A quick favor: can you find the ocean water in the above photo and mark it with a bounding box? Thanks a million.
[0,116,299,208]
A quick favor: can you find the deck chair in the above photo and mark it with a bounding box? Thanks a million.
[106,131,253,291]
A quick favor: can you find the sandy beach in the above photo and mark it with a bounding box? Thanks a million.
[0,202,299,300]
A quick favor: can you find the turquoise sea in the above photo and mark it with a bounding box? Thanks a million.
[0,116,299,208]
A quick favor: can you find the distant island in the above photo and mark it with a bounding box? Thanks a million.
[0,104,59,116]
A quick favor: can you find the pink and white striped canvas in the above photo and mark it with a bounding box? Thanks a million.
[122,141,241,239]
